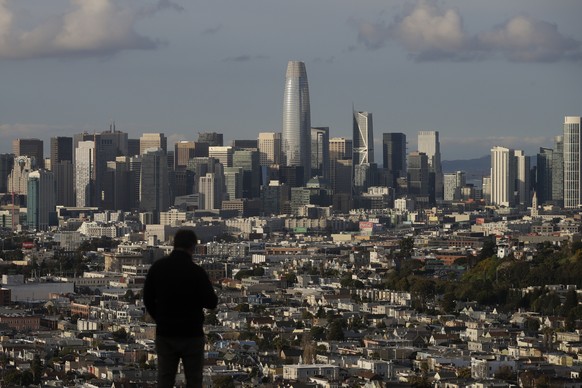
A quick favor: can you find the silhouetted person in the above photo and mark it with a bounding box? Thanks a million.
[144,229,218,388]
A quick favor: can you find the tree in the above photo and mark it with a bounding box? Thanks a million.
[212,375,235,388]
[31,354,42,384]
[327,319,345,341]
[398,237,415,259]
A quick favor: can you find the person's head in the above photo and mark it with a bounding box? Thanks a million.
[173,229,198,253]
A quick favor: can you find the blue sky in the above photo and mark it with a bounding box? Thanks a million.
[0,0,581,159]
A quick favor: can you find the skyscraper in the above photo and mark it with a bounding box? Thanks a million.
[12,138,44,168]
[382,133,406,188]
[50,137,73,167]
[329,137,352,193]
[564,116,582,209]
[536,147,553,205]
[418,131,443,202]
[407,151,430,207]
[208,146,234,168]
[27,170,55,231]
[353,111,374,166]
[198,132,223,147]
[140,148,170,218]
[258,132,282,166]
[282,61,311,179]
[75,141,96,207]
[514,150,531,207]
[311,127,329,180]
[490,146,516,207]
[552,135,564,207]
[0,154,14,193]
[140,133,167,155]
[50,137,74,207]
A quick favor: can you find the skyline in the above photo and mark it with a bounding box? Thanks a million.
[0,0,581,159]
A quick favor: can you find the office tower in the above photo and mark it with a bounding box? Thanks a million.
[258,132,282,166]
[490,146,516,207]
[75,141,96,207]
[261,180,285,215]
[50,137,74,206]
[233,149,260,198]
[199,173,221,210]
[354,163,378,195]
[27,170,55,231]
[209,146,234,168]
[174,140,197,170]
[128,139,141,157]
[552,135,564,206]
[12,138,44,168]
[198,132,223,146]
[174,169,196,198]
[444,171,466,201]
[8,156,35,197]
[140,148,170,218]
[353,111,374,166]
[564,116,582,208]
[50,137,73,167]
[383,133,407,188]
[224,167,243,200]
[482,176,491,204]
[53,162,74,206]
[140,133,167,155]
[128,156,142,210]
[311,127,330,180]
[329,137,353,193]
[232,139,258,149]
[536,148,553,204]
[279,166,304,188]
[418,131,443,202]
[514,150,531,207]
[407,151,430,207]
[0,154,14,193]
[282,60,311,179]
[102,158,131,211]
[188,157,218,193]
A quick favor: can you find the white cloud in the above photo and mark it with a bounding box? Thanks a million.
[0,0,179,60]
[353,0,582,63]
[479,16,581,62]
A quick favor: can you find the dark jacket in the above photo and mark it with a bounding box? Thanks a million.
[143,249,218,337]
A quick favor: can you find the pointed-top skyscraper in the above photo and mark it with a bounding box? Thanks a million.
[282,61,311,180]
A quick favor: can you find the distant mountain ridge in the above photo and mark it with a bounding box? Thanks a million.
[442,155,490,177]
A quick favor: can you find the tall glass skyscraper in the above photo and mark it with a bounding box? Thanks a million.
[564,116,582,209]
[353,111,374,166]
[282,61,311,180]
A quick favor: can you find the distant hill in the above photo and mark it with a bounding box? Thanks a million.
[442,155,490,179]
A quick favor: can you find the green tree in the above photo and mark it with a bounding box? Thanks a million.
[398,237,415,259]
[31,354,42,384]
[327,319,345,341]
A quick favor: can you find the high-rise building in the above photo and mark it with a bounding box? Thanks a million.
[282,61,311,179]
[128,139,141,157]
[552,135,564,207]
[418,131,443,202]
[353,111,374,166]
[382,133,406,188]
[564,116,582,208]
[75,141,96,207]
[231,139,258,149]
[444,171,466,201]
[198,132,223,147]
[8,156,35,197]
[27,170,55,231]
[209,146,234,168]
[258,132,282,166]
[514,150,531,207]
[140,148,170,218]
[50,137,73,167]
[199,172,223,210]
[175,141,209,170]
[140,133,167,155]
[536,147,553,205]
[407,151,430,207]
[224,167,243,201]
[233,149,260,198]
[12,139,44,168]
[0,154,14,193]
[50,137,74,207]
[329,137,352,193]
[311,127,330,180]
[490,146,516,207]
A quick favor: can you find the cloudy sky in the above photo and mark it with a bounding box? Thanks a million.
[0,0,581,160]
